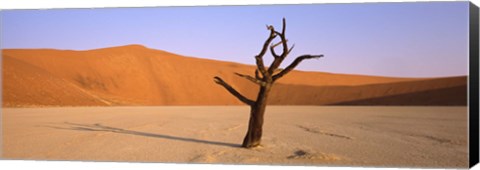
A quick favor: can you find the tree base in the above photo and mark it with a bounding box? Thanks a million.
[242,136,261,148]
[242,142,261,148]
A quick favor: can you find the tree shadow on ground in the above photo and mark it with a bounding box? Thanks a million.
[41,122,240,148]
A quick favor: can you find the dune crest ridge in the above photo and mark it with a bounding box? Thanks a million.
[2,45,467,107]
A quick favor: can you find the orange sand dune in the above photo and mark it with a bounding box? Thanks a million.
[2,55,109,107]
[2,45,467,107]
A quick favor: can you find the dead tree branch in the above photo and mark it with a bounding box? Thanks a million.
[212,18,324,148]
[255,25,277,77]
[272,54,324,81]
[214,77,254,105]
[234,72,266,86]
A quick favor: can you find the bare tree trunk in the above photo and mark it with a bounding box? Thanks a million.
[242,84,272,148]
[214,18,323,148]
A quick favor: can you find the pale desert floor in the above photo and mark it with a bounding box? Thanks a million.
[1,106,468,168]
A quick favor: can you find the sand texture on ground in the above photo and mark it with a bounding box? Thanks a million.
[2,45,467,107]
[2,106,468,168]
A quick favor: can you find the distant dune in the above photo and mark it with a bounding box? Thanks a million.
[2,45,467,107]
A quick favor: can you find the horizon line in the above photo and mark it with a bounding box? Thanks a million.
[1,43,469,79]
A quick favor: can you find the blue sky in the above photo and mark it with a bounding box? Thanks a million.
[0,2,469,77]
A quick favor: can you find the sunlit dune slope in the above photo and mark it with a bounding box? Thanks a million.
[3,55,109,107]
[2,45,467,107]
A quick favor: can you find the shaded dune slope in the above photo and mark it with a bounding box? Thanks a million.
[333,85,467,106]
[2,45,467,107]
[271,77,467,105]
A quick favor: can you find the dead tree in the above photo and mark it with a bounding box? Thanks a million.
[213,18,323,148]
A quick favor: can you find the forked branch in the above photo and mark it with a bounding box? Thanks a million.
[267,18,291,74]
[269,39,289,59]
[273,18,289,58]
[272,54,324,81]
[255,26,277,77]
[214,77,255,105]
[269,41,282,58]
